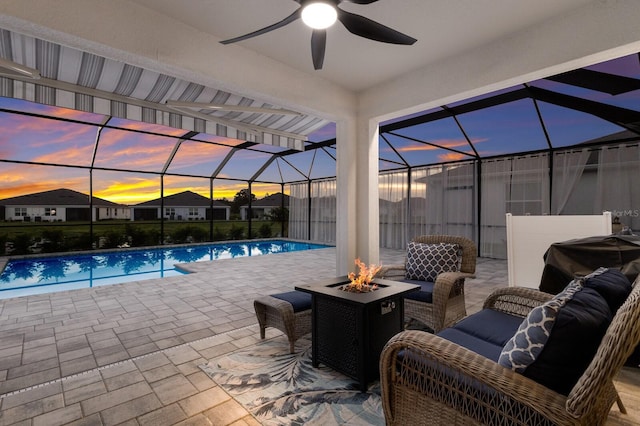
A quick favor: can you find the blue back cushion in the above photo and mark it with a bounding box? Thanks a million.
[583,268,632,313]
[271,291,312,313]
[523,287,612,395]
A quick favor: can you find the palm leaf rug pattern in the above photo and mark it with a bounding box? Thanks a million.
[199,336,384,425]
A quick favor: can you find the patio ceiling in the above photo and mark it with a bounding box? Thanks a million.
[0,28,330,151]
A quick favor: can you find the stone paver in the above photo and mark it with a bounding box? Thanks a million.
[0,248,636,425]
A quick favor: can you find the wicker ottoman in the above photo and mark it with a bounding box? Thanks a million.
[254,291,312,353]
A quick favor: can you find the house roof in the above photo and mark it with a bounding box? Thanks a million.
[134,191,229,208]
[243,193,289,208]
[0,188,125,207]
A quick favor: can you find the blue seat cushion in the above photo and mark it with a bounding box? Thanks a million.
[271,291,312,313]
[436,309,523,361]
[437,328,505,361]
[400,279,434,303]
[450,309,524,347]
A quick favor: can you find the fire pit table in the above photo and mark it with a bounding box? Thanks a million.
[295,276,419,391]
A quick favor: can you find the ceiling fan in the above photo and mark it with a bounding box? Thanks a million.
[219,0,417,70]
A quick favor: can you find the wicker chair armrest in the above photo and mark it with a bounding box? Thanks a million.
[380,330,573,425]
[482,287,554,318]
[377,264,406,279]
[434,271,475,286]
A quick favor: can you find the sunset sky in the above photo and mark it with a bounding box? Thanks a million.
[1,53,639,205]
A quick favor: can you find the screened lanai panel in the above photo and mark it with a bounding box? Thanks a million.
[163,175,210,198]
[531,78,640,115]
[212,179,246,200]
[379,160,405,172]
[284,148,318,178]
[93,128,178,173]
[381,132,474,167]
[0,162,89,201]
[309,149,337,179]
[216,149,273,181]
[391,116,476,161]
[271,157,309,183]
[0,109,98,166]
[252,160,284,183]
[379,137,408,169]
[535,101,627,147]
[93,170,159,206]
[455,99,549,156]
[166,141,234,177]
[0,97,107,124]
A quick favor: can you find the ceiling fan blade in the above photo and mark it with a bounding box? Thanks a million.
[220,9,301,44]
[311,30,327,70]
[337,9,416,45]
[165,100,302,115]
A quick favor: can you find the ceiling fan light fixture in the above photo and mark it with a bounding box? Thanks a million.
[301,2,337,29]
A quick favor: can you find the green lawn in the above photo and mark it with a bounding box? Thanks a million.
[0,220,287,255]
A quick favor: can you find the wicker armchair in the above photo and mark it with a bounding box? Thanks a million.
[380,282,640,426]
[377,235,477,332]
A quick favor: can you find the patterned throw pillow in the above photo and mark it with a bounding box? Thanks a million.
[405,242,461,282]
[498,279,583,372]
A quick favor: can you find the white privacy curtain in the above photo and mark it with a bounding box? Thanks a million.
[310,180,337,243]
[379,171,409,249]
[405,162,476,247]
[287,183,309,240]
[287,180,337,243]
[595,144,640,230]
[480,154,549,258]
[551,149,590,214]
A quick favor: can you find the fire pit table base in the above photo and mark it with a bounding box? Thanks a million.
[296,277,419,391]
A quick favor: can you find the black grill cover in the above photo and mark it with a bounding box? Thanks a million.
[540,235,640,295]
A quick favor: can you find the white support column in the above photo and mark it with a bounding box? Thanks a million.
[335,115,380,276]
[335,118,357,276]
[355,116,380,266]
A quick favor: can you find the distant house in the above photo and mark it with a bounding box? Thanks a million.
[132,191,230,221]
[0,188,130,222]
[240,193,289,220]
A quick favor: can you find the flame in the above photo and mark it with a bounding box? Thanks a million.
[345,258,381,292]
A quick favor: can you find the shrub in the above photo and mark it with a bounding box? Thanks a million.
[172,225,208,243]
[228,224,244,240]
[258,223,272,238]
[213,227,226,241]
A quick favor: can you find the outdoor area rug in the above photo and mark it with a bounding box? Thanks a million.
[199,335,384,425]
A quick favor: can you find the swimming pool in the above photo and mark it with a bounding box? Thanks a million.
[0,240,329,299]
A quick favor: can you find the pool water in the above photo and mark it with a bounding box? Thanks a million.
[0,240,329,299]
